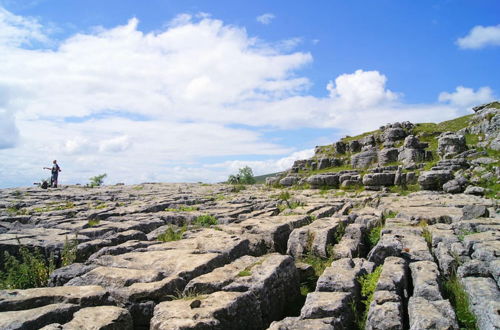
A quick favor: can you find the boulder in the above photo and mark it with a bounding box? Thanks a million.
[437,132,467,158]
[464,185,485,196]
[418,170,453,190]
[268,317,338,329]
[280,176,300,187]
[378,148,399,165]
[305,174,340,188]
[383,128,407,142]
[362,173,396,187]
[351,149,378,168]
[461,205,489,220]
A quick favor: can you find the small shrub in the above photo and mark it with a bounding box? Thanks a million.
[194,214,218,227]
[157,225,186,242]
[88,173,107,187]
[87,219,100,227]
[0,245,55,289]
[61,235,78,267]
[368,223,383,248]
[357,265,383,329]
[227,166,256,184]
[230,184,247,193]
[165,205,199,212]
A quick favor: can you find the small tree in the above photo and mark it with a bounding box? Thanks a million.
[89,173,107,187]
[227,166,255,184]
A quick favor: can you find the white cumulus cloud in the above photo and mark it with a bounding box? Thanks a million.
[439,86,495,108]
[457,24,500,49]
[256,13,275,25]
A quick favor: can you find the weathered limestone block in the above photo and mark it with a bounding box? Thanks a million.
[287,216,351,258]
[332,223,368,259]
[0,303,80,330]
[351,149,378,168]
[280,176,300,187]
[408,297,458,330]
[362,172,396,187]
[184,254,300,325]
[367,234,403,265]
[366,291,403,330]
[437,132,467,158]
[376,257,408,298]
[0,286,110,312]
[299,292,351,324]
[461,277,500,330]
[378,148,399,165]
[418,170,453,190]
[268,317,337,329]
[223,215,311,254]
[42,306,133,330]
[316,258,374,299]
[409,261,442,301]
[150,291,263,330]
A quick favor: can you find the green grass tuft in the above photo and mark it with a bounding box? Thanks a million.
[157,225,187,242]
[87,219,100,227]
[194,214,218,227]
[356,265,383,329]
[442,273,478,329]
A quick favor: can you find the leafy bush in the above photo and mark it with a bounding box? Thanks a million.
[356,265,383,329]
[194,214,218,227]
[227,166,256,184]
[0,245,55,289]
[157,225,186,242]
[61,235,78,267]
[88,173,107,187]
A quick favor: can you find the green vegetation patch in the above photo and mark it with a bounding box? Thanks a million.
[165,205,199,212]
[194,214,218,227]
[87,219,100,227]
[355,265,383,329]
[157,225,187,242]
[442,273,478,330]
[0,246,55,290]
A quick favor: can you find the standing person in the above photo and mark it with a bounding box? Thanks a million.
[44,160,61,188]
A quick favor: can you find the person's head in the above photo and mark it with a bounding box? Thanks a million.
[53,160,57,164]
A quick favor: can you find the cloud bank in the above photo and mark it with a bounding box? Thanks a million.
[457,24,500,49]
[0,8,495,187]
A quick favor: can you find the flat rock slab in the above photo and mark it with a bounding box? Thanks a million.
[184,253,300,325]
[40,306,133,330]
[408,297,458,330]
[0,303,80,330]
[316,258,374,297]
[268,317,339,329]
[150,291,263,330]
[0,285,109,312]
[299,292,351,324]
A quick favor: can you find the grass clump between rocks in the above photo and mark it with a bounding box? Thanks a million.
[157,225,187,242]
[0,245,55,290]
[194,214,218,227]
[442,272,478,330]
[61,235,78,267]
[356,265,383,329]
[165,205,199,212]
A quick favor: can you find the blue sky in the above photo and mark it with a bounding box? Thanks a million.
[0,0,499,187]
